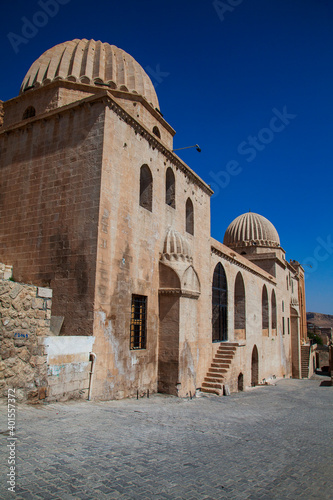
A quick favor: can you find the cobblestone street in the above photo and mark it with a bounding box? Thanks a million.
[0,378,332,499]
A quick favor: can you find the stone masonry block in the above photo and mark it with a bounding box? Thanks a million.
[37,287,53,299]
[9,284,23,300]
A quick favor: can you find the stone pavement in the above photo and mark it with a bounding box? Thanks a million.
[0,378,332,500]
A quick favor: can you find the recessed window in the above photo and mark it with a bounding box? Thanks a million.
[271,290,277,332]
[262,285,269,336]
[234,272,246,340]
[130,295,147,350]
[139,164,153,211]
[165,167,175,208]
[185,198,194,235]
[212,263,228,342]
[153,126,161,138]
[23,106,36,120]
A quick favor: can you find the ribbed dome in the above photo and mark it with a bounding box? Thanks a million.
[223,212,280,248]
[20,39,159,109]
[162,228,192,262]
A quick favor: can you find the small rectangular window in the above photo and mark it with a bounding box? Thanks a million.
[288,318,290,335]
[282,317,285,335]
[130,295,147,349]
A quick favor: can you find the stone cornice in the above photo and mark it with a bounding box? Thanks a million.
[159,288,200,299]
[211,239,277,284]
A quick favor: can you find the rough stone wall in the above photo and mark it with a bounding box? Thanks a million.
[0,279,51,401]
[0,97,105,335]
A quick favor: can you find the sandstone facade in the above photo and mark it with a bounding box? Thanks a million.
[0,39,309,401]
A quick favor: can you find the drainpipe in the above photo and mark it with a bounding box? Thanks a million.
[88,352,97,401]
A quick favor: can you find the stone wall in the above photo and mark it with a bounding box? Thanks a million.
[0,98,105,335]
[0,279,52,401]
[43,336,95,401]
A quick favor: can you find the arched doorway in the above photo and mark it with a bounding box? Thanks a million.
[238,373,244,392]
[212,263,228,342]
[251,345,259,386]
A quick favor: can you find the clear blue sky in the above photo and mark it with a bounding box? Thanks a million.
[1,0,332,314]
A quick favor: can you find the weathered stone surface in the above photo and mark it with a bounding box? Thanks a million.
[0,279,51,401]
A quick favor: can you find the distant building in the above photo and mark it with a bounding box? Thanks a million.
[0,39,311,401]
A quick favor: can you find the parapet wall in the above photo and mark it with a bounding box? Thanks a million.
[0,279,52,401]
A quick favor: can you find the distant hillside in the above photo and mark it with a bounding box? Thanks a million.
[307,312,333,329]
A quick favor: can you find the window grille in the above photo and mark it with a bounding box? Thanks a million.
[130,295,147,349]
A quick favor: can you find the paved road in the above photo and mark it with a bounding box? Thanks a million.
[0,378,332,499]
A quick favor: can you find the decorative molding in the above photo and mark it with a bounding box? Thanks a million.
[158,288,200,299]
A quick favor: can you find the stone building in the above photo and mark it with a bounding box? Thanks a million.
[0,39,309,401]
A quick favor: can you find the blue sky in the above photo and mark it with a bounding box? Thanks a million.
[1,0,332,314]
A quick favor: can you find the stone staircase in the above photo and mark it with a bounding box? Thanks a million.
[301,345,310,378]
[201,342,238,395]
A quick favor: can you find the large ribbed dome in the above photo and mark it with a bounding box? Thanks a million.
[20,39,159,109]
[223,212,280,248]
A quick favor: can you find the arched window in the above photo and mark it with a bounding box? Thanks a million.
[234,272,246,340]
[212,263,228,342]
[165,168,175,208]
[271,290,277,333]
[262,285,269,336]
[153,126,161,138]
[139,165,153,212]
[185,198,194,235]
[23,106,36,120]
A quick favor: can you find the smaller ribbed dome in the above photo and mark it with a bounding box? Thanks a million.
[223,212,280,248]
[161,228,192,262]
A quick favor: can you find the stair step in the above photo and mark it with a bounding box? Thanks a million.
[217,346,237,352]
[205,375,224,383]
[211,363,231,370]
[208,368,228,374]
[202,381,223,389]
[215,354,233,360]
[200,387,221,395]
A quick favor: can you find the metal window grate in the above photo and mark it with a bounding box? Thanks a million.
[130,295,147,349]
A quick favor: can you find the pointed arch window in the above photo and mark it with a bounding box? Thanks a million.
[234,272,246,340]
[139,164,153,212]
[23,106,36,120]
[153,126,161,138]
[185,198,194,235]
[212,263,228,342]
[271,290,277,333]
[262,285,269,336]
[165,168,175,208]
